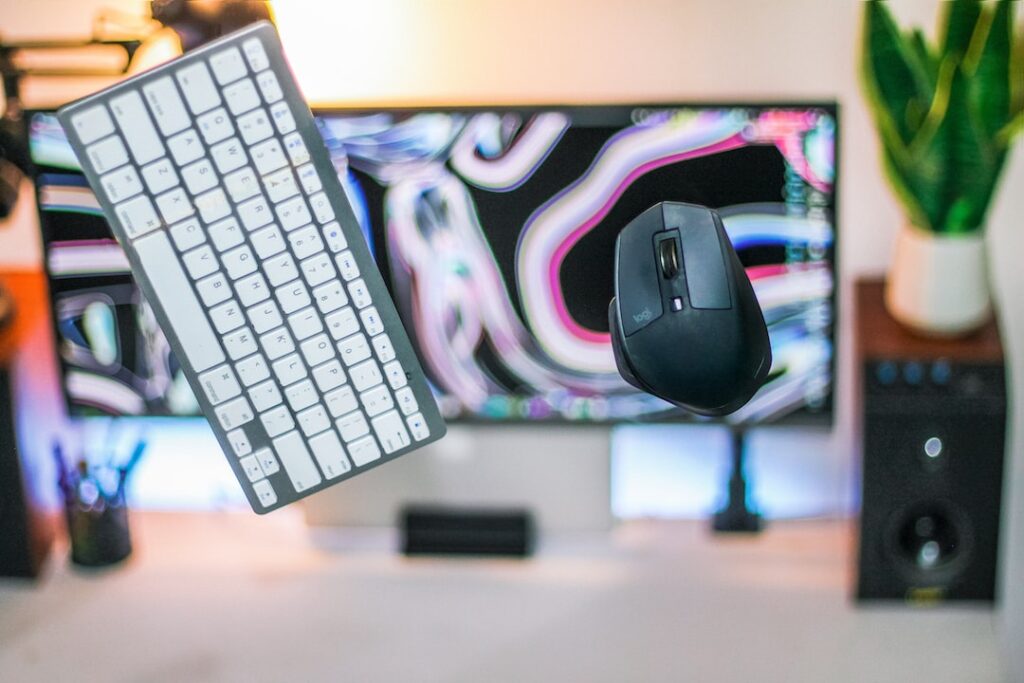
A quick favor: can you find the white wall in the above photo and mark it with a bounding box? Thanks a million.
[2,0,1022,675]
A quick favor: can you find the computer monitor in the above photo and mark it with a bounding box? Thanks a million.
[31,103,837,425]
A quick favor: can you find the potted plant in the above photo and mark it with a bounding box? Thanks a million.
[861,0,1023,336]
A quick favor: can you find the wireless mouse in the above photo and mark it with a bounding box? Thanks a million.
[609,202,771,417]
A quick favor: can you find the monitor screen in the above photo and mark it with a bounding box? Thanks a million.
[30,103,836,424]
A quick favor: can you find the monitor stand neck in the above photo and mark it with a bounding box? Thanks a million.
[712,428,762,533]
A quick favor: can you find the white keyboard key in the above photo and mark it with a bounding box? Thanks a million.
[360,307,384,337]
[300,333,333,367]
[196,187,231,223]
[142,76,189,135]
[325,385,358,417]
[252,479,277,508]
[247,299,282,334]
[350,359,383,391]
[287,306,322,340]
[309,192,334,223]
[242,38,270,71]
[285,379,318,412]
[101,166,143,202]
[156,187,195,225]
[264,252,298,286]
[239,455,264,482]
[250,138,287,175]
[211,137,246,174]
[236,353,270,386]
[255,448,280,476]
[210,299,245,334]
[236,272,270,307]
[71,104,114,144]
[141,158,178,195]
[227,429,251,457]
[210,46,247,85]
[312,359,346,393]
[261,405,294,438]
[313,280,347,314]
[86,135,128,173]
[223,245,257,279]
[272,352,307,386]
[383,360,408,390]
[322,221,347,252]
[224,77,260,116]
[168,128,203,166]
[237,107,273,145]
[109,91,164,165]
[134,231,224,372]
[224,166,260,202]
[182,244,218,280]
[182,158,218,195]
[249,379,283,412]
[335,250,359,281]
[197,107,234,144]
[347,435,381,466]
[260,326,295,360]
[198,364,241,405]
[170,217,204,251]
[297,404,330,437]
[223,326,258,360]
[255,70,283,103]
[308,431,351,479]
[215,396,254,430]
[288,225,324,260]
[406,413,430,441]
[251,224,285,258]
[372,334,396,363]
[395,387,418,416]
[196,272,232,306]
[208,217,244,252]
[270,100,296,134]
[349,279,372,309]
[371,410,411,454]
[301,253,334,287]
[338,333,372,367]
[296,164,321,194]
[263,167,298,203]
[326,306,359,340]
[361,384,394,417]
[283,132,309,165]
[275,195,311,231]
[176,62,220,114]
[239,196,274,230]
[276,280,311,314]
[273,430,322,492]
[337,411,369,442]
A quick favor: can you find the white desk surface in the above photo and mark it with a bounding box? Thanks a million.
[0,513,1005,683]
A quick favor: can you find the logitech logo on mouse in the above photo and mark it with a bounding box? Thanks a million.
[633,308,654,324]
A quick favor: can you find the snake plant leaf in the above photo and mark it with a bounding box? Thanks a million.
[969,0,1013,142]
[940,0,982,59]
[862,1,932,147]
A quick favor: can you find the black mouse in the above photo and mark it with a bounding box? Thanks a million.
[609,202,771,417]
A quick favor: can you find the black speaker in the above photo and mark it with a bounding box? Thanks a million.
[854,280,1007,602]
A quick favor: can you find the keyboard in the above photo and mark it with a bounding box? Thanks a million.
[56,22,446,513]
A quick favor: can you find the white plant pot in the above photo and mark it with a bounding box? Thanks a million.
[885,223,992,337]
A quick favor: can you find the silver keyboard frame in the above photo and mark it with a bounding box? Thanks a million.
[57,21,446,513]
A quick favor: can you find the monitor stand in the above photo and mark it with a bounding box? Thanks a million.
[712,428,762,533]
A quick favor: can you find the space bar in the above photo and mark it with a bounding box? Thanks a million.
[134,232,225,373]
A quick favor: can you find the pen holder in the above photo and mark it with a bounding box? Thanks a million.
[63,480,132,568]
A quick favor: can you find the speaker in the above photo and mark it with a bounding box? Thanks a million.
[854,280,1007,602]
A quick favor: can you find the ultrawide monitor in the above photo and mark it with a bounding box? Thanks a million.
[30,103,836,424]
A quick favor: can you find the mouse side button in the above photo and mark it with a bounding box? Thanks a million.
[678,210,732,310]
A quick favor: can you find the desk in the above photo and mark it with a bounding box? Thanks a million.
[0,515,1004,682]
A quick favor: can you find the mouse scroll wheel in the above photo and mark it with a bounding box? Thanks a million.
[658,238,680,279]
